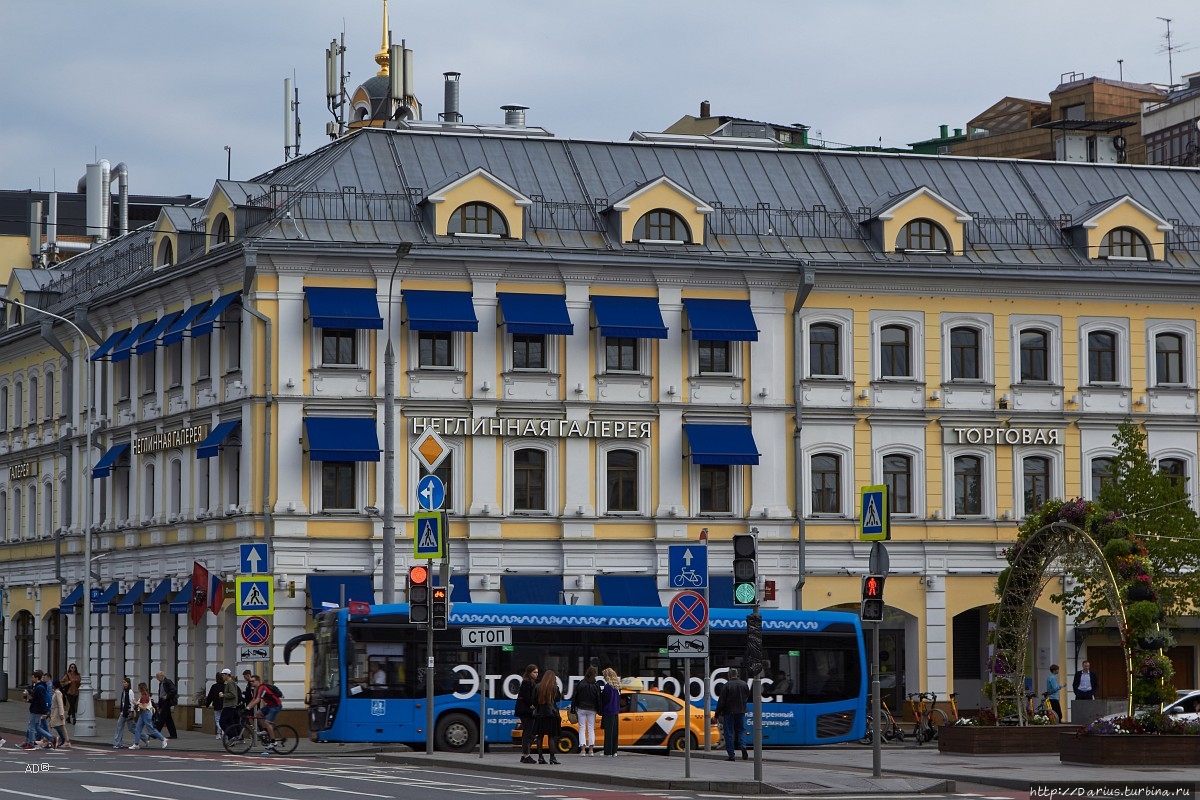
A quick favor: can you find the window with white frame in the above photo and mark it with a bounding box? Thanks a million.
[28,377,38,423]
[26,484,35,540]
[169,458,182,518]
[1159,457,1188,492]
[1099,227,1150,260]
[320,329,358,367]
[166,342,183,387]
[12,487,20,539]
[115,360,130,401]
[1011,316,1063,385]
[44,372,54,419]
[194,335,212,380]
[410,440,460,513]
[1150,326,1191,387]
[224,316,241,372]
[1090,456,1115,499]
[1080,319,1129,387]
[0,491,6,541]
[143,463,155,520]
[882,453,913,515]
[196,459,210,516]
[603,337,644,374]
[506,442,555,514]
[1021,455,1052,516]
[897,219,950,253]
[599,442,649,515]
[58,477,67,533]
[418,331,454,369]
[42,481,52,537]
[0,385,8,430]
[808,323,841,377]
[696,340,734,376]
[1087,330,1119,384]
[14,381,22,427]
[320,462,357,510]
[871,312,924,381]
[139,351,156,395]
[950,452,989,518]
[510,333,549,372]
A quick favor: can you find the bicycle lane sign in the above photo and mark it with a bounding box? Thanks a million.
[668,544,707,589]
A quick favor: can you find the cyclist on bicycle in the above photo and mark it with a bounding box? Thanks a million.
[246,675,282,753]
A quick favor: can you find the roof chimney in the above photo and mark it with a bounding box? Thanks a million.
[441,72,462,123]
[939,124,948,138]
[700,100,711,118]
[502,104,527,127]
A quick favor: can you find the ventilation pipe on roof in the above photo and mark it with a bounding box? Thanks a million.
[47,192,58,254]
[700,100,711,118]
[939,124,949,138]
[502,104,528,127]
[111,162,129,237]
[83,160,109,240]
[29,200,43,262]
[441,72,462,123]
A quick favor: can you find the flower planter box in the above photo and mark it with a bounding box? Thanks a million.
[938,724,1077,755]
[1060,732,1200,764]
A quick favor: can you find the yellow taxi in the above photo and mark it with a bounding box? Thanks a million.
[511,679,719,754]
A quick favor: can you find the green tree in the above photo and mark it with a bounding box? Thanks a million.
[1096,421,1200,620]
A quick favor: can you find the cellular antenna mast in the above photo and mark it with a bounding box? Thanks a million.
[326,30,348,139]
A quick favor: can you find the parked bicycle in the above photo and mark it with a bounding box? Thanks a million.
[860,698,905,744]
[906,692,948,744]
[221,705,299,755]
[1026,691,1061,724]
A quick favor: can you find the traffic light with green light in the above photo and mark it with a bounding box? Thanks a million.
[732,533,758,606]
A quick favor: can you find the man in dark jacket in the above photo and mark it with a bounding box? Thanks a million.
[155,671,179,738]
[1073,660,1097,700]
[713,668,751,761]
[23,670,51,749]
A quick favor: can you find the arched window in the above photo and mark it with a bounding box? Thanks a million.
[1159,458,1188,491]
[156,238,174,267]
[513,448,546,511]
[44,373,54,419]
[144,463,156,519]
[169,458,183,517]
[26,485,36,540]
[43,482,53,538]
[1156,332,1186,385]
[213,214,231,246]
[1099,227,1149,259]
[28,377,37,422]
[1087,330,1118,383]
[0,492,7,542]
[954,455,983,515]
[633,209,690,242]
[879,325,911,378]
[883,454,912,514]
[449,202,509,237]
[1020,329,1049,382]
[811,453,841,514]
[897,219,949,253]
[0,386,7,430]
[606,449,638,513]
[1091,457,1114,499]
[1023,456,1051,515]
[809,323,841,376]
[13,381,22,429]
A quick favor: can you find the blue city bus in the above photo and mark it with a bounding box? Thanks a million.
[284,603,867,751]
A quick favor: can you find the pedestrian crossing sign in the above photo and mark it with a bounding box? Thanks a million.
[235,576,274,615]
[413,510,446,560]
[858,485,890,541]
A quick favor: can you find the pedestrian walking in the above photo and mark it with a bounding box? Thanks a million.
[571,666,602,756]
[23,671,54,749]
[49,679,71,748]
[204,669,239,739]
[515,664,539,764]
[130,682,168,749]
[532,669,562,765]
[61,664,81,725]
[112,677,139,748]
[714,668,750,761]
[600,667,621,757]
[154,671,179,738]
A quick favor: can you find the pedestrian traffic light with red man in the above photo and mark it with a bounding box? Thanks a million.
[860,574,885,622]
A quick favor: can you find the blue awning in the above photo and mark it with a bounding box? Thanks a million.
[110,320,157,363]
[305,287,383,330]
[134,311,183,355]
[197,420,241,459]
[683,424,760,466]
[116,580,146,615]
[59,583,83,614]
[591,296,668,339]
[709,575,736,609]
[594,575,662,607]
[682,298,759,341]
[168,579,193,614]
[92,443,130,479]
[89,330,126,361]
[497,293,573,335]
[140,578,174,614]
[404,290,479,332]
[304,417,381,462]
[91,581,121,613]
[308,575,375,615]
[191,291,241,338]
[500,575,563,605]
[161,301,211,346]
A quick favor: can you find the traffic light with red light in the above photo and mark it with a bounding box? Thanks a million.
[408,565,430,625]
[860,574,885,621]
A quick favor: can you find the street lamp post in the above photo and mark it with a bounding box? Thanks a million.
[382,242,412,604]
[0,298,96,735]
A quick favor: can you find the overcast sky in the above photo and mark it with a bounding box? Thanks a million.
[1,1,1196,198]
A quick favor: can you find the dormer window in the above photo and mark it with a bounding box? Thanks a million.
[1099,227,1149,260]
[214,214,231,246]
[897,219,950,253]
[156,238,174,268]
[449,202,508,237]
[634,209,689,243]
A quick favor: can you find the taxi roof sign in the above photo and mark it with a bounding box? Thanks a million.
[858,485,890,541]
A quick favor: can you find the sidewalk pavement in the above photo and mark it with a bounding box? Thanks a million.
[1,699,1196,794]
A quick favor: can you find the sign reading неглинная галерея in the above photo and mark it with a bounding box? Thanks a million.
[131,424,208,455]
[944,426,1062,446]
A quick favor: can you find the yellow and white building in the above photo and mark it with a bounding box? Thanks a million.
[4,104,1200,715]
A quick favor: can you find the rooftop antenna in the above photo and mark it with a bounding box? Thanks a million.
[326,30,348,139]
[284,74,301,161]
[1157,17,1193,88]
[1117,59,1124,82]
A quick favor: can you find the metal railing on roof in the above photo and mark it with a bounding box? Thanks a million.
[245,186,422,223]
[527,196,606,232]
[965,214,1073,250]
[43,238,154,302]
[708,203,871,240]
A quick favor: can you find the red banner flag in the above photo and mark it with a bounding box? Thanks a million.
[210,572,225,617]
[190,562,210,626]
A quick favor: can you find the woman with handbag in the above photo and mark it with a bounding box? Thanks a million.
[533,669,562,765]
[600,667,622,757]
[61,664,81,725]
[515,664,539,764]
[571,667,602,756]
[129,683,168,749]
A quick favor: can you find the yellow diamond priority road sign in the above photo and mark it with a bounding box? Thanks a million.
[411,428,450,473]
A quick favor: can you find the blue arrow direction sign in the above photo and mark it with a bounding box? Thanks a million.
[417,474,446,511]
[240,543,268,574]
[668,544,708,589]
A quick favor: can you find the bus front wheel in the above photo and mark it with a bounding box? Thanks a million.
[435,712,478,753]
